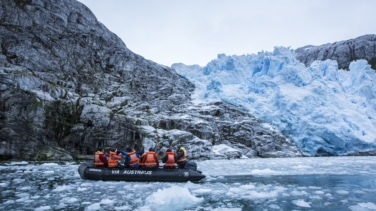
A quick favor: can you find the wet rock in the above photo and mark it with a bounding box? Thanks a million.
[34,146,73,161]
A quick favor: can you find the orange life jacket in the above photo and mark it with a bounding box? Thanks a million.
[94,151,105,167]
[177,149,187,162]
[164,151,177,167]
[128,151,139,167]
[143,151,157,167]
[108,151,120,167]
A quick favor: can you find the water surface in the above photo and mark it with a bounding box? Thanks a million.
[1,157,376,210]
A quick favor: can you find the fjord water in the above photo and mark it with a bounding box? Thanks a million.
[1,157,376,210]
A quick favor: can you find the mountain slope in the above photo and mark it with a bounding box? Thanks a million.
[296,34,376,70]
[0,0,299,160]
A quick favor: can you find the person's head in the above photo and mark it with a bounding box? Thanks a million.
[110,148,116,152]
[166,148,172,153]
[126,147,133,152]
[149,147,154,152]
[96,148,104,152]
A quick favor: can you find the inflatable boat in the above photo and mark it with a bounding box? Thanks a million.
[78,162,206,182]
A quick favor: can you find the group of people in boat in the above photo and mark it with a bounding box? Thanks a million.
[94,145,188,169]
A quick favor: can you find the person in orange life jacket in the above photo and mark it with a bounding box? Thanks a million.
[108,148,122,167]
[176,146,187,169]
[162,148,177,169]
[141,148,159,169]
[94,148,108,167]
[124,146,144,168]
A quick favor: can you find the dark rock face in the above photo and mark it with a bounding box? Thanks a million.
[184,102,301,159]
[145,102,301,159]
[0,0,301,160]
[295,34,376,70]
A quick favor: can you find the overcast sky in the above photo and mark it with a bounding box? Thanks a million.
[77,0,376,67]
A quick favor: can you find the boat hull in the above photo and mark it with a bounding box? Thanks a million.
[78,162,205,182]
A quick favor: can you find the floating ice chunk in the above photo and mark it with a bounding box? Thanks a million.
[336,190,349,195]
[6,161,29,165]
[192,188,212,194]
[268,204,281,210]
[314,190,325,195]
[250,168,276,175]
[144,186,203,211]
[12,178,25,184]
[3,200,15,204]
[291,190,308,196]
[248,190,279,199]
[359,202,376,209]
[115,205,131,211]
[292,199,311,208]
[35,206,51,211]
[77,187,87,191]
[41,163,59,166]
[292,164,312,169]
[100,199,114,205]
[66,198,79,203]
[53,185,72,192]
[227,183,283,199]
[55,203,67,210]
[80,182,94,187]
[19,186,31,190]
[349,202,376,211]
[86,202,101,211]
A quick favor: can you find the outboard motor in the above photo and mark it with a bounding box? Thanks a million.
[185,161,197,171]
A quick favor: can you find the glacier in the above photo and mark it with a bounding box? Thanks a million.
[172,47,376,156]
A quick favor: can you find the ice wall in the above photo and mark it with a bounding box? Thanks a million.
[173,47,376,156]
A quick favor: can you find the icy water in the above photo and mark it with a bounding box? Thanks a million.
[1,157,376,211]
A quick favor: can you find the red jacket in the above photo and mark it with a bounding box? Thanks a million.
[163,151,177,167]
[108,151,122,167]
[141,151,159,167]
[94,151,108,167]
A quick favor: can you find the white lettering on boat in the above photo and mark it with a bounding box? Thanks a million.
[112,170,120,174]
[89,168,102,172]
[122,170,152,175]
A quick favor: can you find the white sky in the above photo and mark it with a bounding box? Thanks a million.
[77,0,376,67]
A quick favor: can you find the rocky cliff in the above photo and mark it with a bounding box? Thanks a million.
[295,34,376,70]
[0,0,301,161]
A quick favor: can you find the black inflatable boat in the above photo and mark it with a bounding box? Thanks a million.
[78,162,206,182]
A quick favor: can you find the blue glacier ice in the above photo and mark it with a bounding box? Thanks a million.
[172,47,376,156]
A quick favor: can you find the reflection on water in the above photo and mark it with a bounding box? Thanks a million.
[1,158,376,210]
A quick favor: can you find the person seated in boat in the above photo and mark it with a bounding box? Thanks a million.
[176,146,188,169]
[162,148,177,169]
[140,148,159,169]
[94,148,108,167]
[124,146,144,168]
[108,148,122,168]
